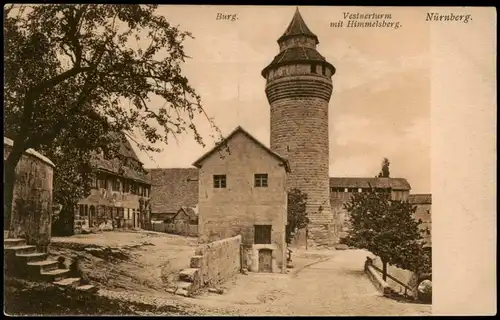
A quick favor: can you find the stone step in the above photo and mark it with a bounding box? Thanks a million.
[179,268,199,283]
[53,277,82,288]
[4,238,27,248]
[16,252,48,263]
[174,281,194,297]
[27,260,59,273]
[5,245,37,255]
[41,268,70,282]
[174,281,193,291]
[76,284,98,293]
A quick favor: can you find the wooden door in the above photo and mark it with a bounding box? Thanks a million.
[258,249,273,273]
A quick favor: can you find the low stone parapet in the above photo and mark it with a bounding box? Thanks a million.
[174,235,242,296]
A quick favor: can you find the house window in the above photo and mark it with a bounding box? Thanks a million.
[123,181,129,193]
[213,175,227,188]
[112,179,120,191]
[98,176,107,189]
[254,174,268,187]
[90,175,98,189]
[254,225,272,244]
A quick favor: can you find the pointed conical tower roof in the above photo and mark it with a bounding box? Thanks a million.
[278,7,319,45]
[261,8,334,78]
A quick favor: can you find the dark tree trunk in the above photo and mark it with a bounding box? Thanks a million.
[382,259,388,281]
[4,146,25,235]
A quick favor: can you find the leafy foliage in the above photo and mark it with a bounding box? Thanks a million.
[3,4,222,227]
[286,188,309,244]
[342,188,431,277]
[377,158,390,178]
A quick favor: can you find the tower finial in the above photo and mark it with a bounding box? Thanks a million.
[278,7,318,45]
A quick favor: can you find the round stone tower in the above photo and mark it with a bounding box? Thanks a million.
[262,8,336,247]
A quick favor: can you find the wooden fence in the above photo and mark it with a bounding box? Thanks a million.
[152,222,198,237]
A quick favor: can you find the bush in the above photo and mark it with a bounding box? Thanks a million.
[417,279,432,303]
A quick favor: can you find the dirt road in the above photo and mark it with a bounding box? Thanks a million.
[187,249,431,316]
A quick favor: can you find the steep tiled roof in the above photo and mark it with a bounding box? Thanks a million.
[148,168,199,214]
[278,8,318,44]
[192,126,290,172]
[175,206,198,222]
[268,47,328,65]
[408,194,432,204]
[108,131,142,164]
[329,177,411,191]
[90,131,150,184]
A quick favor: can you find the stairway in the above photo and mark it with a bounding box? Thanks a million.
[4,238,98,293]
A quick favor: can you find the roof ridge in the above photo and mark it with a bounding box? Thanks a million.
[192,126,290,172]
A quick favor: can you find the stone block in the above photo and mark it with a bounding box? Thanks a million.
[175,288,190,297]
[179,268,199,283]
[208,288,224,295]
[190,255,203,268]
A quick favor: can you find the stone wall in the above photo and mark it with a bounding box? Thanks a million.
[187,235,242,290]
[371,255,416,297]
[4,138,54,252]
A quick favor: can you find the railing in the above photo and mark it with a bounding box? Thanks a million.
[366,258,413,296]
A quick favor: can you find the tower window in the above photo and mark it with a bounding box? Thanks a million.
[322,66,327,76]
[310,64,317,74]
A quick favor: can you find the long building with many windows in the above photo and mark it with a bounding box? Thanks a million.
[73,132,151,234]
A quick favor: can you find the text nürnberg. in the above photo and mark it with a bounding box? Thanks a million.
[426,13,472,23]
[330,12,401,29]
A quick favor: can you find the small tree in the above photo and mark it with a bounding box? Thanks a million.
[342,187,430,281]
[286,188,309,245]
[377,158,391,178]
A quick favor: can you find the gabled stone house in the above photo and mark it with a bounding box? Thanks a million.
[193,126,289,273]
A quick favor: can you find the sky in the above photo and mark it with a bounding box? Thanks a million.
[130,6,431,194]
